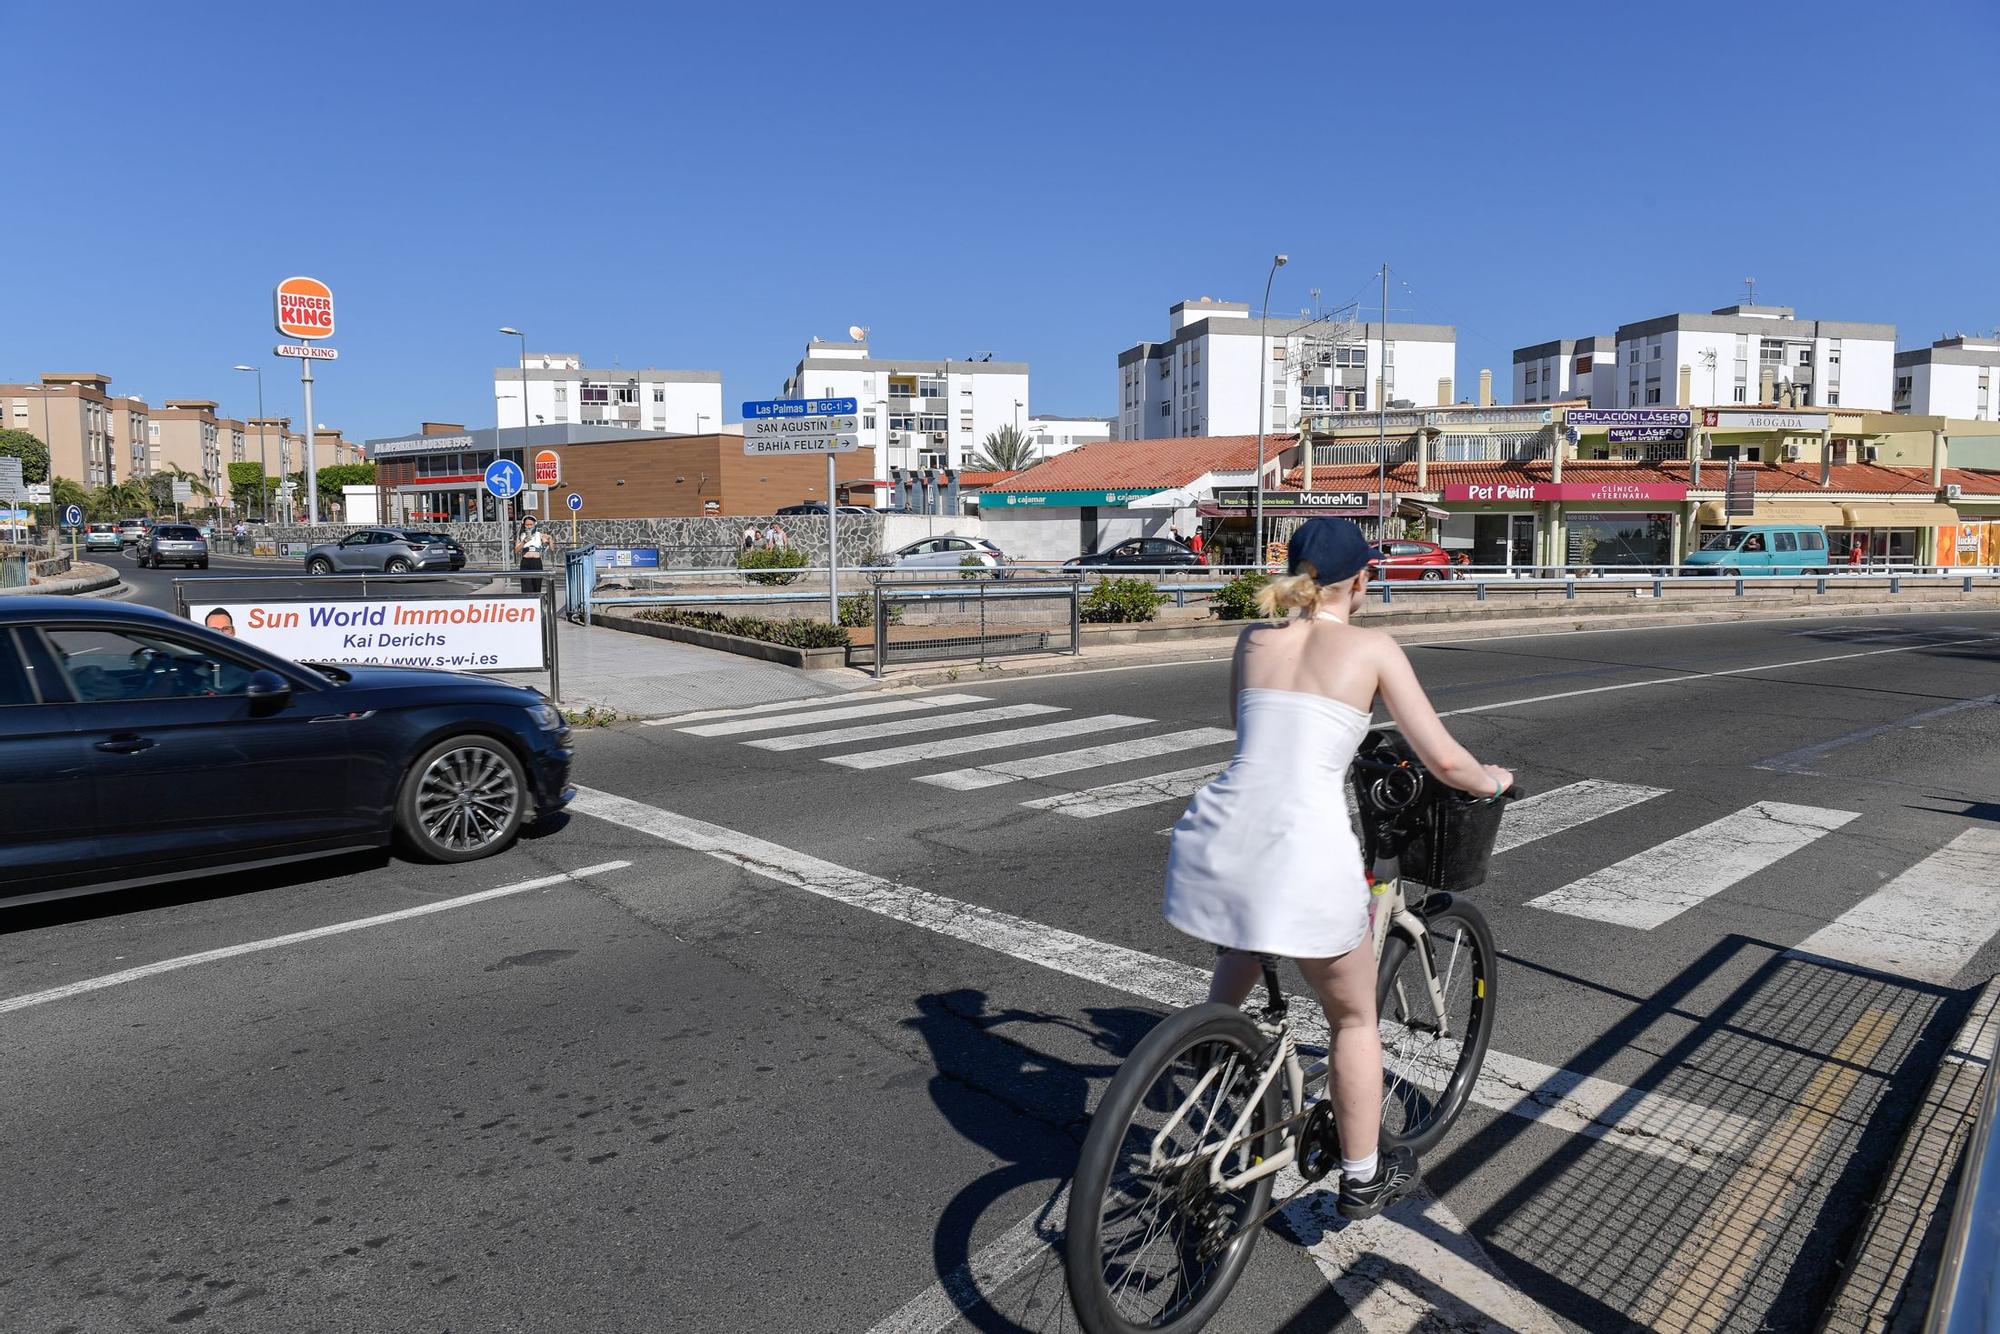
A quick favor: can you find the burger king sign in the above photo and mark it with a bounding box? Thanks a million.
[274,276,335,340]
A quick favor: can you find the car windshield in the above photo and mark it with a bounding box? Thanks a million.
[405,532,452,544]
[157,526,201,540]
[1700,532,1744,551]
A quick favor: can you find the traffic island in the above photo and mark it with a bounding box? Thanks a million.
[597,606,850,670]
[8,559,122,596]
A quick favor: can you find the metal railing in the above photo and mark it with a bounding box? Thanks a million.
[864,576,1083,677]
[1928,1054,2000,1331]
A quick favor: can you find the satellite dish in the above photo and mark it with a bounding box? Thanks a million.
[847,325,868,342]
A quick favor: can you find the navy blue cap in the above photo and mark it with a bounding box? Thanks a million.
[1285,518,1373,585]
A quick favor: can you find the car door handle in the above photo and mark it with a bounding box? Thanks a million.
[94,734,156,754]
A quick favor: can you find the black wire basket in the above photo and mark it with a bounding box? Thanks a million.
[1400,790,1510,892]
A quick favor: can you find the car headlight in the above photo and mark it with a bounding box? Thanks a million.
[529,703,565,731]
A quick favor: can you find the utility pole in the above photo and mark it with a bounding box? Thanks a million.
[1377,262,1390,539]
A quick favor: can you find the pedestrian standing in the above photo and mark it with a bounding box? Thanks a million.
[773,522,790,549]
[1847,533,1867,570]
[516,514,550,594]
[743,523,759,551]
[764,521,781,548]
[232,518,248,554]
[1190,528,1206,560]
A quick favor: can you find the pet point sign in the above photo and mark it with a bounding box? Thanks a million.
[274,276,335,339]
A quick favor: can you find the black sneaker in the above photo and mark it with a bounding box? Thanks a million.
[1337,1145,1420,1220]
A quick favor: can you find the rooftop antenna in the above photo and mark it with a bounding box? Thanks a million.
[1743,276,1756,306]
[1310,287,1321,319]
[847,325,868,342]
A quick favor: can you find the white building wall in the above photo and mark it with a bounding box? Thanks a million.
[963,370,1029,466]
[1024,417,1112,459]
[1834,337,1896,411]
[493,369,721,435]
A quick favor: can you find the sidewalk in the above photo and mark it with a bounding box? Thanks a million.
[551,617,866,717]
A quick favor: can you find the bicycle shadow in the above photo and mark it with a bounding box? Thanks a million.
[899,989,1157,1334]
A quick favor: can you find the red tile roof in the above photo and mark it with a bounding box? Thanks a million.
[955,469,1023,488]
[987,435,1286,493]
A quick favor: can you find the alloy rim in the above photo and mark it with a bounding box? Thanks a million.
[415,747,520,852]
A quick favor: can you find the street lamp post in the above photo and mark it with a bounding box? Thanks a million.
[233,364,268,523]
[1255,253,1288,565]
[499,327,529,561]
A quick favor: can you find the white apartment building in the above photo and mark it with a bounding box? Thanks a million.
[778,337,1030,479]
[1565,305,1895,410]
[1024,415,1114,461]
[1117,298,1457,442]
[1894,336,2000,419]
[1514,336,1614,404]
[493,353,723,436]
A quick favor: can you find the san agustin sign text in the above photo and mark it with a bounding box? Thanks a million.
[1440,481,1690,503]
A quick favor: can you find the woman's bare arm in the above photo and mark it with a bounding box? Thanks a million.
[1370,631,1511,795]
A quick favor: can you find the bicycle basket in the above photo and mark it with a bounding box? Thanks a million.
[1402,791,1509,892]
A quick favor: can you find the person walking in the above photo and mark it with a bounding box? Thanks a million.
[763,521,782,549]
[232,518,248,554]
[1189,527,1206,561]
[515,514,550,594]
[743,523,760,551]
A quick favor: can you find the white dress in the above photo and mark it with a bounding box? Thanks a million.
[1163,686,1373,958]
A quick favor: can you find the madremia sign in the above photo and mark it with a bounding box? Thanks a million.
[199,598,543,673]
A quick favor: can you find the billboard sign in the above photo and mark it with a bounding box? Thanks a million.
[1703,410,1830,432]
[533,449,562,487]
[742,416,861,454]
[192,597,545,671]
[274,343,339,360]
[1440,481,1688,503]
[593,546,662,569]
[273,276,335,340]
[1607,427,1689,445]
[742,397,858,419]
[1211,488,1373,512]
[1563,409,1693,429]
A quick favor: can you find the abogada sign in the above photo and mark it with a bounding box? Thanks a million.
[274,276,335,340]
[195,597,544,672]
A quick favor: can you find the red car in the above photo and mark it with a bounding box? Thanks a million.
[1369,540,1461,580]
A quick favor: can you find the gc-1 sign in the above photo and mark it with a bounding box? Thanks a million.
[742,397,858,418]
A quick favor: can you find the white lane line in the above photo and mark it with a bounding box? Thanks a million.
[863,1188,1067,1334]
[1527,802,1859,930]
[823,715,1150,770]
[0,861,632,1017]
[1022,762,1227,819]
[1752,693,2000,775]
[742,703,1063,752]
[1494,780,1669,854]
[678,694,989,737]
[643,691,889,727]
[1791,829,2000,984]
[570,787,1756,1166]
[916,728,1235,791]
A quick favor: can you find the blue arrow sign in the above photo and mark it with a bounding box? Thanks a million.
[566,491,583,512]
[484,459,525,499]
[62,504,84,527]
[742,397,858,419]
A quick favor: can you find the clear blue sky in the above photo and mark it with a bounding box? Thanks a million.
[8,1,1995,443]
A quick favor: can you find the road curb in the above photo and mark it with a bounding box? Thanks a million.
[1818,975,2000,1334]
[13,562,122,597]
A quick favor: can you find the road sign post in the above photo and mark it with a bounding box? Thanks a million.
[743,399,858,625]
[485,459,525,571]
[275,276,336,525]
[566,491,582,545]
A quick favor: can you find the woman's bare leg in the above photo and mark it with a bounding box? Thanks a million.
[1207,950,1264,1007]
[1296,946,1382,1164]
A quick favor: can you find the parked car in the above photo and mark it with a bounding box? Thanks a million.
[888,535,1008,574]
[0,597,574,900]
[776,503,874,516]
[137,523,209,569]
[1682,525,1830,577]
[83,523,124,554]
[303,528,466,575]
[1065,537,1203,570]
[1369,539,1458,580]
[116,518,149,546]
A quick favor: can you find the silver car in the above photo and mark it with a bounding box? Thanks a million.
[888,535,1008,574]
[303,528,464,575]
[137,523,209,569]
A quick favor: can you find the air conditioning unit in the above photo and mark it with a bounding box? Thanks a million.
[1946,483,1963,500]
[930,432,947,444]
[1863,444,1880,462]
[888,431,904,443]
[1782,442,1802,462]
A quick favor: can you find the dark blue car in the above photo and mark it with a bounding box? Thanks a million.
[0,597,573,903]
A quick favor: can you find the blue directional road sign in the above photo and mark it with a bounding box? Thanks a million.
[62,504,84,527]
[566,492,583,512]
[742,397,858,419]
[484,459,525,499]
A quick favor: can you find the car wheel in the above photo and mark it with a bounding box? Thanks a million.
[397,737,527,863]
[198,559,209,569]
[1421,568,1443,581]
[1722,568,1741,578]
[307,557,334,575]
[385,557,412,574]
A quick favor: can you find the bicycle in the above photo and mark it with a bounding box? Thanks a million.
[1064,730,1514,1333]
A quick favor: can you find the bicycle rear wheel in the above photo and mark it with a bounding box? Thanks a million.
[1376,894,1496,1156]
[1066,1003,1284,1334]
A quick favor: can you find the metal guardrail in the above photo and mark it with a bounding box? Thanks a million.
[864,577,1083,678]
[1929,1054,2000,1332]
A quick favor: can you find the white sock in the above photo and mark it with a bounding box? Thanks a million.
[1342,1151,1378,1181]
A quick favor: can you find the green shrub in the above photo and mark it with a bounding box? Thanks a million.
[737,545,809,585]
[959,552,991,580]
[1080,577,1170,624]
[838,593,904,628]
[635,607,848,649]
[1210,570,1270,620]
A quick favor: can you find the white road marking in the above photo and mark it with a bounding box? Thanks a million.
[1527,802,1859,930]
[742,703,1063,751]
[1021,762,1227,819]
[1752,693,2000,775]
[0,861,632,1017]
[823,715,1150,770]
[1494,780,1669,854]
[862,1188,1066,1334]
[643,691,891,726]
[916,727,1235,791]
[678,694,989,737]
[1791,829,2000,984]
[570,787,1758,1166]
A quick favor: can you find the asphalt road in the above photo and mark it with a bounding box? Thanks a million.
[7,587,1999,1332]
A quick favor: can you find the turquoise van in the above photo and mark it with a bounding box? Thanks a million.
[1683,525,1830,576]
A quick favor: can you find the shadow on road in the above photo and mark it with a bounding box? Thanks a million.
[0,849,394,934]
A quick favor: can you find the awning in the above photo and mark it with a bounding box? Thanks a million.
[1694,499,1847,525]
[1842,502,1959,527]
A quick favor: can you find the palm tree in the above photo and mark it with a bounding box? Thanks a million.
[971,424,1038,472]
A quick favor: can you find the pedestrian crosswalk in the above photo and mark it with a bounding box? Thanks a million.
[661,689,2000,984]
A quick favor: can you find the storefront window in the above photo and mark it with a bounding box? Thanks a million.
[1439,512,1535,569]
[1566,512,1673,568]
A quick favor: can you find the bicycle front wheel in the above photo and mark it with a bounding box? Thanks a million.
[1376,894,1496,1156]
[1066,1003,1283,1334]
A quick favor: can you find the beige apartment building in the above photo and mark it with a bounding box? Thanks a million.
[0,372,120,486]
[107,395,152,479]
[149,400,225,503]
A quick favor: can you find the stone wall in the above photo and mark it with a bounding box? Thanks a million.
[260,514,886,569]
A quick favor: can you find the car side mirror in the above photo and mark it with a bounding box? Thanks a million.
[246,669,293,714]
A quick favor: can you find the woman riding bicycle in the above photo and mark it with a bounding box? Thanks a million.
[1162,518,1511,1219]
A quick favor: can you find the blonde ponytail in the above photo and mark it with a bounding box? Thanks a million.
[1254,564,1327,619]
